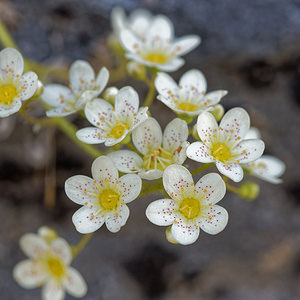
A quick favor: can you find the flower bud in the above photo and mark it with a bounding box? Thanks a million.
[192,124,200,140]
[238,181,260,200]
[103,87,119,105]
[127,61,146,80]
[210,104,224,122]
[33,80,44,98]
[38,226,58,244]
[166,226,178,244]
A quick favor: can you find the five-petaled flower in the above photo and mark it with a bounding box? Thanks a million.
[0,48,38,117]
[146,165,228,245]
[13,228,87,300]
[65,156,142,234]
[108,117,189,180]
[76,86,148,146]
[155,69,227,116]
[119,14,200,71]
[187,108,265,182]
[41,60,109,117]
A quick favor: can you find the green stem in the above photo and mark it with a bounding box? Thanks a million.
[143,74,157,107]
[191,163,212,175]
[0,18,18,48]
[71,233,93,259]
[225,183,239,194]
[18,110,56,126]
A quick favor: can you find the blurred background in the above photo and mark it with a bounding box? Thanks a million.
[1,0,300,299]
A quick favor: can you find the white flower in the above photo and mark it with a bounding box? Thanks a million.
[41,60,109,117]
[155,70,227,116]
[108,117,189,180]
[243,127,285,184]
[76,86,148,146]
[187,108,265,182]
[13,230,87,300]
[0,48,38,117]
[65,156,142,234]
[146,165,228,245]
[119,14,200,72]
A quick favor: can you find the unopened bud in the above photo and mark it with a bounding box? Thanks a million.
[33,80,44,98]
[103,87,119,105]
[127,61,146,80]
[210,104,224,122]
[238,181,260,200]
[38,226,58,244]
[192,124,200,140]
[166,226,178,244]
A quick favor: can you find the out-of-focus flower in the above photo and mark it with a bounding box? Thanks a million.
[0,48,38,117]
[65,156,142,233]
[108,117,188,180]
[119,12,200,72]
[146,165,228,245]
[76,86,148,146]
[13,229,87,300]
[41,60,109,117]
[155,70,227,116]
[187,108,265,182]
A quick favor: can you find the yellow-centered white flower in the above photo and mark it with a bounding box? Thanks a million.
[146,165,228,245]
[13,229,87,300]
[108,117,189,180]
[0,48,38,117]
[187,108,265,182]
[41,60,109,117]
[119,13,200,72]
[65,156,142,234]
[76,86,148,146]
[155,70,227,116]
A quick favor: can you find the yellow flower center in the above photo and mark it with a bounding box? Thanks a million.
[143,146,173,171]
[47,257,65,278]
[0,84,17,105]
[179,198,200,219]
[176,102,200,112]
[110,122,129,139]
[143,52,169,64]
[211,142,231,162]
[98,189,119,210]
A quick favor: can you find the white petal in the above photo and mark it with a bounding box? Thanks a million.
[65,175,98,205]
[46,106,76,117]
[63,267,87,298]
[194,173,226,205]
[202,90,228,106]
[179,69,207,95]
[156,57,184,72]
[130,106,148,130]
[146,199,178,226]
[105,204,130,233]
[157,94,179,112]
[115,86,139,117]
[20,233,48,259]
[216,161,244,182]
[138,169,163,180]
[219,107,250,142]
[42,280,65,300]
[173,142,189,165]
[69,60,95,95]
[76,127,107,144]
[41,84,74,106]
[234,139,265,163]
[120,29,142,53]
[104,132,129,146]
[244,127,261,140]
[163,165,194,200]
[171,35,201,56]
[50,238,72,265]
[0,99,21,117]
[111,6,126,35]
[84,98,113,128]
[107,150,143,173]
[132,117,162,155]
[95,67,109,94]
[155,72,178,100]
[196,111,218,144]
[118,174,142,203]
[129,9,152,37]
[147,15,174,40]
[91,156,119,183]
[163,118,188,151]
[18,71,38,101]
[171,220,200,245]
[186,141,215,163]
[75,90,99,109]
[0,47,24,77]
[198,205,228,235]
[72,206,105,234]
[13,260,46,288]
